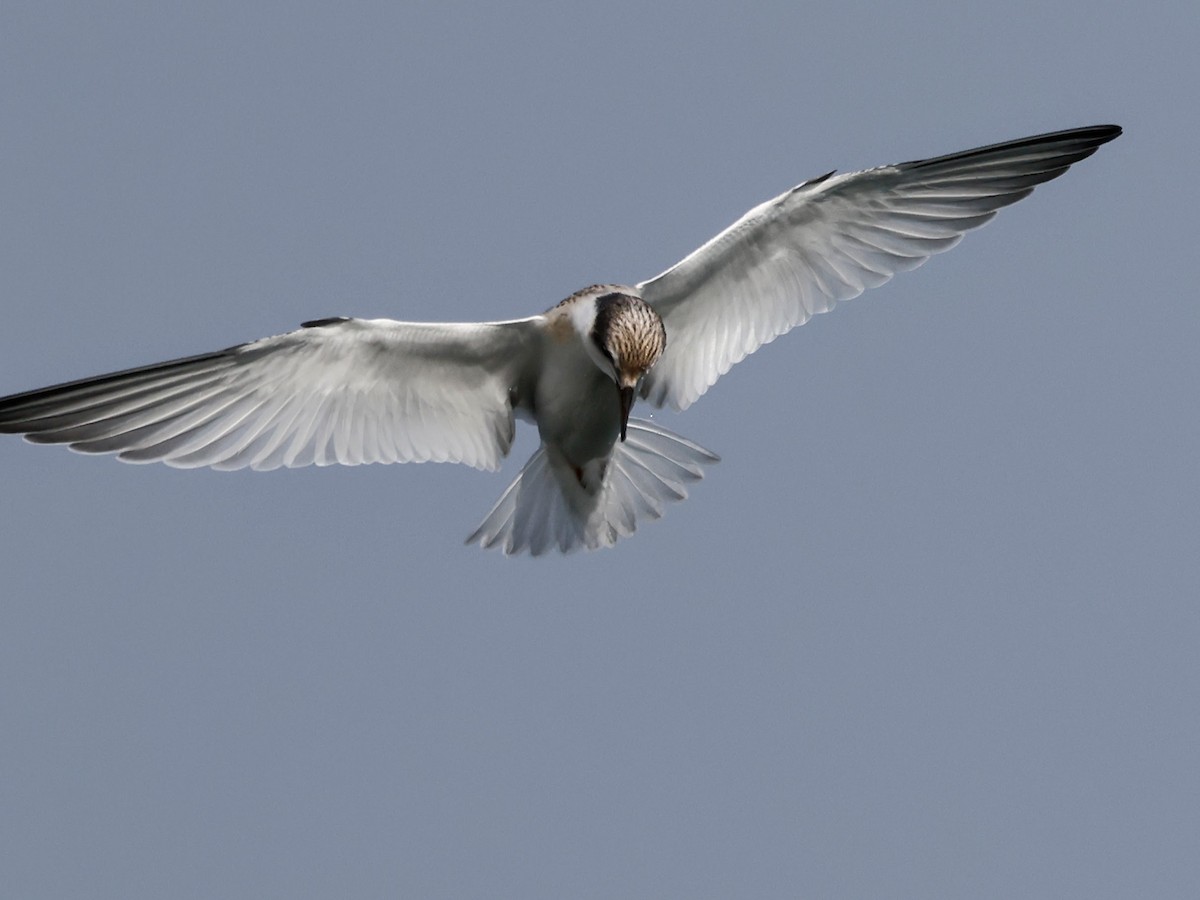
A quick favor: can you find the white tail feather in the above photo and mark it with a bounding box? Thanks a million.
[466,418,719,555]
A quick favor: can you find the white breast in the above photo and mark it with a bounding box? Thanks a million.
[532,329,621,468]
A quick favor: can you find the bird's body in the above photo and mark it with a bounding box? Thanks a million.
[531,291,625,471]
[0,125,1121,554]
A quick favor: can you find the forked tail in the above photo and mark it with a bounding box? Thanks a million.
[466,418,719,555]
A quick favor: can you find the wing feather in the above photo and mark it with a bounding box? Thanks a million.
[639,125,1121,410]
[0,317,540,472]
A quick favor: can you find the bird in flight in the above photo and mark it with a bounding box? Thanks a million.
[0,125,1121,554]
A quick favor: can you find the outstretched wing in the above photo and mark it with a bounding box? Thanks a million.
[0,316,540,471]
[638,125,1121,411]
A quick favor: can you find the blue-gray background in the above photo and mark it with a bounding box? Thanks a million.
[1,3,1195,898]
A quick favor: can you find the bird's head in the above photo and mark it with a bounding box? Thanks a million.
[584,289,666,441]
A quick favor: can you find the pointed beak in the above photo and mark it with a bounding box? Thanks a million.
[618,385,635,442]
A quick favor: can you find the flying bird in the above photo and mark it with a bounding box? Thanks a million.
[0,125,1121,554]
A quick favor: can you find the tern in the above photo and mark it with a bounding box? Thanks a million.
[0,125,1120,554]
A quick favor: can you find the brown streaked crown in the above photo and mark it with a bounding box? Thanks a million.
[590,292,666,381]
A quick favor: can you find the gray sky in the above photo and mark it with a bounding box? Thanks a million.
[1,2,1195,898]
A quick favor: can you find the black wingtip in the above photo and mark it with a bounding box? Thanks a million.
[902,124,1123,172]
[1074,124,1123,145]
[300,316,351,329]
